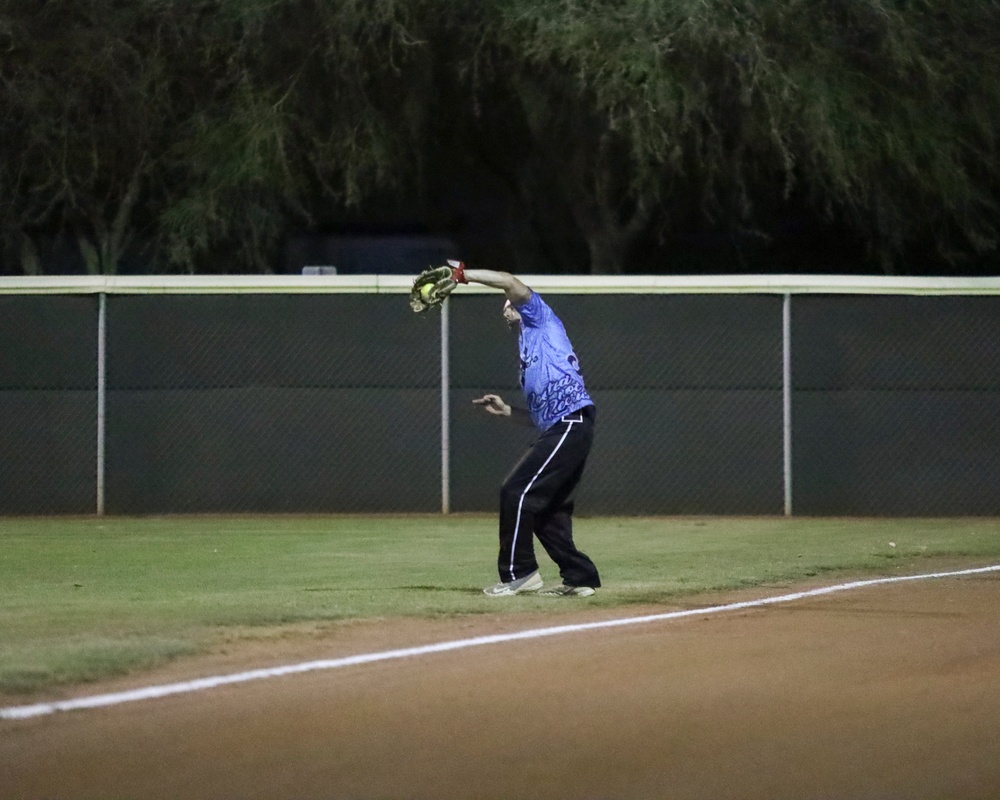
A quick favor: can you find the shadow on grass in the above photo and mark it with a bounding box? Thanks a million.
[400,585,484,595]
[302,585,482,594]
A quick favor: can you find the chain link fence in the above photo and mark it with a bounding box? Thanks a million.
[104,294,439,513]
[450,293,785,514]
[0,295,98,513]
[1,279,998,516]
[792,295,1000,515]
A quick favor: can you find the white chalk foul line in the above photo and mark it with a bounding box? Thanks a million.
[3,564,998,721]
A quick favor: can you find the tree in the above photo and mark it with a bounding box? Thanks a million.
[158,0,434,272]
[0,0,428,274]
[0,1,166,273]
[449,0,1000,273]
[1,0,997,276]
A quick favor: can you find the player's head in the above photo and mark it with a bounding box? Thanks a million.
[502,298,521,329]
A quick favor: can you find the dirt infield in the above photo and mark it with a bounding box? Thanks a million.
[2,566,999,799]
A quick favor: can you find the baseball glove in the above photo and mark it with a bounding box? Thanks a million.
[409,260,468,312]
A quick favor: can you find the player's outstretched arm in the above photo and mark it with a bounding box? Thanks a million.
[472,394,534,426]
[462,269,532,306]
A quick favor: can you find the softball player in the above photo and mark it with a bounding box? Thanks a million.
[464,267,602,597]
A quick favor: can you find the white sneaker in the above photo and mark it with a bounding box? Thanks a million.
[539,584,596,597]
[483,570,543,597]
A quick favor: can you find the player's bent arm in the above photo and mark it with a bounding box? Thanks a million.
[462,269,532,306]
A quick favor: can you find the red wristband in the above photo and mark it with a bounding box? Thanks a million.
[448,260,468,284]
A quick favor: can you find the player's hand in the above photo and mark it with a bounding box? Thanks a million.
[473,394,511,417]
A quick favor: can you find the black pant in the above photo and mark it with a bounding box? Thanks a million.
[497,405,600,588]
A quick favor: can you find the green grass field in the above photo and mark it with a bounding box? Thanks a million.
[1,515,998,695]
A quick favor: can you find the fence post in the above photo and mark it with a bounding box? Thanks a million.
[96,292,107,516]
[440,296,451,513]
[782,293,793,516]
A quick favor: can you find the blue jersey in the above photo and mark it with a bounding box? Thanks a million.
[515,292,593,431]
